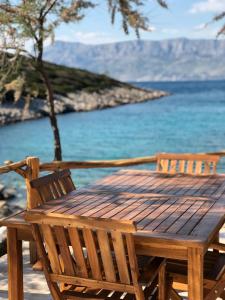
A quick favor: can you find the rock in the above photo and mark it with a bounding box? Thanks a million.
[0,227,7,257]
[0,184,5,200]
[0,201,6,209]
[2,187,17,200]
[0,201,21,219]
[0,184,4,193]
[0,238,7,257]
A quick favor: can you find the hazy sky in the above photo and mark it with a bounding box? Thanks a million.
[54,0,225,44]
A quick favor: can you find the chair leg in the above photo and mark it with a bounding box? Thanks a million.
[29,241,38,264]
[158,262,166,300]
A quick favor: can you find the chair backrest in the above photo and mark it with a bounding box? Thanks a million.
[156,153,220,175]
[30,169,76,204]
[24,212,139,298]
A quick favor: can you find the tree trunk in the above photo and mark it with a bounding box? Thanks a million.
[38,66,62,161]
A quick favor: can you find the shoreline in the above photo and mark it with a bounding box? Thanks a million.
[0,86,169,126]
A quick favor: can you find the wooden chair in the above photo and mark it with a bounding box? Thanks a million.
[29,169,76,267]
[30,169,76,205]
[167,243,225,300]
[156,153,220,175]
[24,212,167,300]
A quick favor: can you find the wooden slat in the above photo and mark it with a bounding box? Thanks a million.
[68,227,88,278]
[54,180,64,196]
[41,224,62,274]
[38,185,53,202]
[111,231,130,284]
[195,161,202,175]
[170,160,177,174]
[82,228,102,280]
[50,273,135,294]
[54,226,75,276]
[25,211,136,232]
[187,161,194,174]
[125,233,139,285]
[204,162,211,175]
[97,230,117,282]
[179,160,185,173]
[161,159,169,173]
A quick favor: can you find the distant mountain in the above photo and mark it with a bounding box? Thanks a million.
[44,38,225,82]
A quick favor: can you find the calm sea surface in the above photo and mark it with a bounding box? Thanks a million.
[1,80,225,203]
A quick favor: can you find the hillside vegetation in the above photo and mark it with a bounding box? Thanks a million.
[2,56,126,101]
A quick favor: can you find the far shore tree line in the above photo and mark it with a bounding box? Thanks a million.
[0,0,224,161]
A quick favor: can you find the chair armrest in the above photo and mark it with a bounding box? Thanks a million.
[209,242,225,252]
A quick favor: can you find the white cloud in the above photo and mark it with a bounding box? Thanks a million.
[190,0,225,14]
[56,31,118,44]
[194,23,207,30]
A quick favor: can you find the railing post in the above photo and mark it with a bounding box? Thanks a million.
[25,156,40,209]
[25,156,40,264]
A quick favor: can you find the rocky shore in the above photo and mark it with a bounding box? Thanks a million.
[0,87,168,125]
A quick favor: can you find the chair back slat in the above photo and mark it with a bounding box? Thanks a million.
[41,224,62,274]
[68,227,88,278]
[187,160,194,174]
[125,234,139,285]
[38,185,54,203]
[97,230,117,283]
[195,161,202,175]
[178,160,185,173]
[170,160,177,174]
[54,226,76,276]
[156,153,220,175]
[30,169,76,205]
[26,212,139,296]
[204,161,211,174]
[111,231,131,284]
[83,228,102,281]
[61,176,75,194]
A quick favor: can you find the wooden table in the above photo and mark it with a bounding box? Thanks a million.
[2,169,225,300]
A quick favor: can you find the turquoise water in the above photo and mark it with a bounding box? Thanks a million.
[1,80,225,202]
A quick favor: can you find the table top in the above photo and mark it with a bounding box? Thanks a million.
[6,169,225,248]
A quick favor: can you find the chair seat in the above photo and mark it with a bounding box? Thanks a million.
[167,251,225,283]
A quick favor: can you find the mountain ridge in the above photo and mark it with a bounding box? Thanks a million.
[44,38,225,81]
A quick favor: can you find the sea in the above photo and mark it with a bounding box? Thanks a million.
[1,80,225,204]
